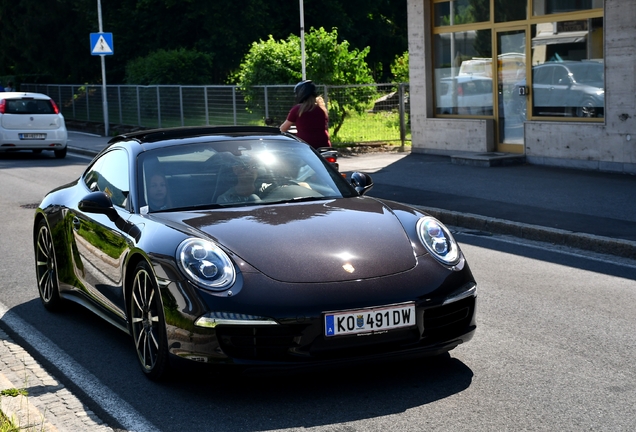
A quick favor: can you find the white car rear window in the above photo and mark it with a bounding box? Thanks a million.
[5,99,55,115]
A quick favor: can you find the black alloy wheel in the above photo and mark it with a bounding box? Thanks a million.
[576,99,598,118]
[35,219,63,311]
[130,261,170,380]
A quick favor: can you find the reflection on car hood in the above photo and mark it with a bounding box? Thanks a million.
[175,197,417,283]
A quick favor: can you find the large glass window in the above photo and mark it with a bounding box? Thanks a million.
[432,0,603,122]
[434,30,493,115]
[434,0,490,26]
[533,0,603,16]
[495,0,527,23]
[530,18,604,118]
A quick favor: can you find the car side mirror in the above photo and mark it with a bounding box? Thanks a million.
[350,172,374,195]
[79,191,141,241]
[79,191,119,221]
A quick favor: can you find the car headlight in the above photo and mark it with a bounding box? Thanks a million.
[177,238,235,290]
[416,216,460,265]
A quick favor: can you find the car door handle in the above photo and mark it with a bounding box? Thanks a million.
[72,217,81,231]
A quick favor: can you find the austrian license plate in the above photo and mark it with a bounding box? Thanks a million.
[19,133,46,140]
[324,303,416,337]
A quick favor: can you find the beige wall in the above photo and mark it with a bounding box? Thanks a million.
[407,0,636,173]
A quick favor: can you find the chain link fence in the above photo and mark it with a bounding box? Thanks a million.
[21,83,410,146]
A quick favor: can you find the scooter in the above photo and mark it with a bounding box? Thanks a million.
[317,147,339,171]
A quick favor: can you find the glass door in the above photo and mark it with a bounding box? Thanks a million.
[496,29,527,151]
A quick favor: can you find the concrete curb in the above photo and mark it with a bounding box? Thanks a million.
[68,146,101,159]
[420,206,636,260]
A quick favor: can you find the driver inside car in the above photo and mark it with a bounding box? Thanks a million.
[216,155,267,204]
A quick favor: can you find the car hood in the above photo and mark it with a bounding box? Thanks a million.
[171,197,418,283]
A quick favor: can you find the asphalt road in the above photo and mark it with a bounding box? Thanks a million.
[0,149,635,431]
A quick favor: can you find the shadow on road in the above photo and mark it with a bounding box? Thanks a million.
[160,353,474,431]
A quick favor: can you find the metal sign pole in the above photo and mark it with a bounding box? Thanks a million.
[97,0,109,136]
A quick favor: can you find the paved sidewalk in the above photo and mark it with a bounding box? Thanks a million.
[338,151,636,259]
[0,327,113,432]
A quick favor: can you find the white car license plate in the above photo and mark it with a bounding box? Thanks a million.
[324,303,416,337]
[19,133,46,140]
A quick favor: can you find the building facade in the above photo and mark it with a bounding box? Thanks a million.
[407,0,636,173]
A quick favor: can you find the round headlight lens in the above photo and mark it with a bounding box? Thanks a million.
[177,238,235,290]
[416,217,460,265]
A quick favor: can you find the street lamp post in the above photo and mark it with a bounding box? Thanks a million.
[300,0,306,80]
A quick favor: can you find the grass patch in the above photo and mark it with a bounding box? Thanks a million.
[0,410,19,432]
[0,390,27,398]
[331,110,411,145]
[0,388,29,432]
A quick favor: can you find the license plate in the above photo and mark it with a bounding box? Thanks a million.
[324,303,416,337]
[19,133,46,140]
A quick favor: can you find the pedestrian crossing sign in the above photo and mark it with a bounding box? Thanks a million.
[90,33,114,55]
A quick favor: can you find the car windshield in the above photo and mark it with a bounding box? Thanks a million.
[137,138,356,213]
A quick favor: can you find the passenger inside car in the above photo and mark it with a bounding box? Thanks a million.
[147,172,172,211]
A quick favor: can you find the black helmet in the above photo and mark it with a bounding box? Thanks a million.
[294,80,317,104]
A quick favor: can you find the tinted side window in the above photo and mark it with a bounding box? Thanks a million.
[83,149,130,209]
[533,66,552,85]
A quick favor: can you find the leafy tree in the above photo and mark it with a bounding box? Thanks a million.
[390,52,409,83]
[0,0,94,83]
[234,27,376,138]
[298,0,408,82]
[125,49,214,85]
[0,0,407,85]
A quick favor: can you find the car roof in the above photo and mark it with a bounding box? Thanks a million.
[108,126,291,146]
[0,92,52,100]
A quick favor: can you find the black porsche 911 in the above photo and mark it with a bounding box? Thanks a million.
[33,126,476,380]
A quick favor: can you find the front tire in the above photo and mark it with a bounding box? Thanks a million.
[35,219,63,311]
[130,261,170,380]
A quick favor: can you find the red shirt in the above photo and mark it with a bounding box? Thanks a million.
[286,104,331,149]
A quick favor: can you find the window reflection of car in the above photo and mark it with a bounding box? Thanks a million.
[437,75,493,115]
[521,61,604,118]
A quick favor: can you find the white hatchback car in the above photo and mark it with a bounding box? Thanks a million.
[0,92,68,158]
